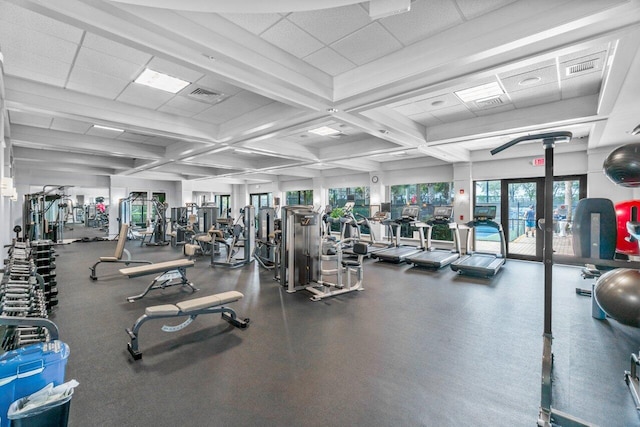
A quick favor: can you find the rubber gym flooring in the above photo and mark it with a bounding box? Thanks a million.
[48,236,640,426]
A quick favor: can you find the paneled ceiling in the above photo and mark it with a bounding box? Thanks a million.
[1,0,640,183]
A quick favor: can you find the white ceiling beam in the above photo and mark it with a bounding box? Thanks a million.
[5,76,220,144]
[15,159,115,176]
[13,146,135,169]
[10,125,164,158]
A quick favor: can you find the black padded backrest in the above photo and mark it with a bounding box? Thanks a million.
[353,242,368,255]
[572,198,617,259]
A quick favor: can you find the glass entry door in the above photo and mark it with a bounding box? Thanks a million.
[505,180,541,259]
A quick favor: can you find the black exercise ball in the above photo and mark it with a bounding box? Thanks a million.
[594,268,640,327]
[603,143,640,187]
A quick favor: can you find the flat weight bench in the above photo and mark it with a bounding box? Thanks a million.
[119,259,198,302]
[90,223,152,280]
[125,290,249,360]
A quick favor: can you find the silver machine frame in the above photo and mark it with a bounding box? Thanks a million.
[278,205,366,301]
[211,205,255,268]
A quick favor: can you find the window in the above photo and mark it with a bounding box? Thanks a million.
[215,195,231,218]
[130,191,147,227]
[390,182,454,238]
[286,190,313,206]
[328,187,370,232]
[250,193,272,209]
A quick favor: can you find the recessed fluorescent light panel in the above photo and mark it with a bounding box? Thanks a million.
[92,124,124,133]
[454,82,504,103]
[134,68,190,93]
[308,126,340,136]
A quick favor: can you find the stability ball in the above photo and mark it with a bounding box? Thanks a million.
[603,143,640,187]
[594,268,640,327]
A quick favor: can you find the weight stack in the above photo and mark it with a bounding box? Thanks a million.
[31,240,58,310]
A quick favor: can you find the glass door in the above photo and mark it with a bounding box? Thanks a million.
[504,179,542,260]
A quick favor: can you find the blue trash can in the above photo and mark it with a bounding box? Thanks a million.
[0,341,69,427]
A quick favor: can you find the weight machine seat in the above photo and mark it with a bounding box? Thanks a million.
[176,291,243,313]
[341,242,368,267]
[99,256,119,262]
[146,304,180,316]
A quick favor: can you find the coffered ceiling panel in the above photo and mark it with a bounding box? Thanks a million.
[2,0,639,182]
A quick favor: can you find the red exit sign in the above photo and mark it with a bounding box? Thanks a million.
[532,157,545,167]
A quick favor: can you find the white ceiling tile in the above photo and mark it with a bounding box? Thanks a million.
[331,23,403,66]
[82,32,152,65]
[0,22,78,64]
[409,112,442,127]
[156,105,197,118]
[414,93,463,112]
[219,13,282,35]
[561,76,601,99]
[50,118,92,134]
[73,47,145,81]
[159,96,212,115]
[473,103,516,116]
[67,67,130,99]
[287,4,370,45]
[454,0,518,20]
[0,1,83,43]
[392,103,425,116]
[261,18,324,58]
[193,94,265,124]
[510,86,561,109]
[116,83,175,110]
[499,64,558,94]
[8,111,52,128]
[233,90,274,107]
[380,0,463,46]
[1,47,70,86]
[144,57,204,85]
[429,104,475,122]
[303,47,356,76]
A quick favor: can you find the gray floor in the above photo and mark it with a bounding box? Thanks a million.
[46,238,640,426]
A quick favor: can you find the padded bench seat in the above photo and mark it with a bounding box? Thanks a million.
[126,290,249,360]
[120,259,194,277]
[175,291,243,313]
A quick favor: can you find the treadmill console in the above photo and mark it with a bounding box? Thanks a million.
[399,206,420,221]
[474,205,496,220]
[433,206,453,220]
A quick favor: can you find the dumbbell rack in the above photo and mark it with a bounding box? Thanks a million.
[0,241,55,351]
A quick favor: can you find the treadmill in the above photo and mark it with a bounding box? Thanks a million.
[450,205,506,277]
[372,206,424,263]
[406,206,461,269]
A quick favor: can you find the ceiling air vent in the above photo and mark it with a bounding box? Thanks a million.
[186,87,226,104]
[566,59,597,76]
[475,96,503,108]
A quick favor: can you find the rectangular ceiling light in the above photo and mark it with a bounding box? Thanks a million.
[454,82,504,103]
[308,126,340,136]
[134,68,191,93]
[92,124,124,133]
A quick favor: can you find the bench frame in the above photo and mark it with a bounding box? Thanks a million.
[122,262,198,302]
[89,224,152,280]
[125,294,249,360]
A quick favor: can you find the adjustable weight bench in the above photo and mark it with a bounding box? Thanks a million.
[90,223,152,280]
[119,259,198,302]
[125,290,249,360]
